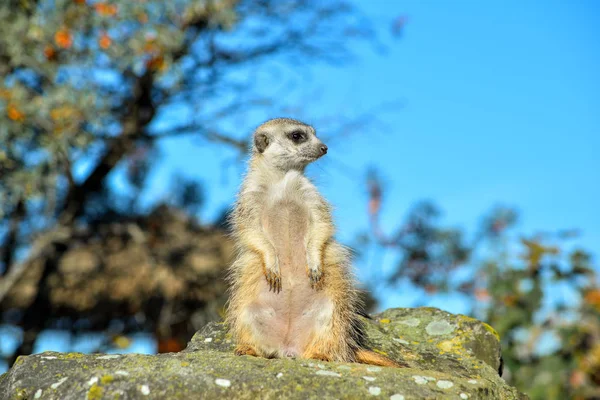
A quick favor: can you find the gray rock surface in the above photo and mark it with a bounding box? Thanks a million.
[0,307,527,399]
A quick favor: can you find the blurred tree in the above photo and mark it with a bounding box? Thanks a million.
[0,0,379,366]
[363,172,599,399]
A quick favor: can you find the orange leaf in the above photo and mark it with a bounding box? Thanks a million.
[54,29,73,49]
[502,294,518,307]
[143,41,158,54]
[424,284,437,294]
[7,103,25,122]
[138,12,148,24]
[584,288,600,310]
[94,3,117,17]
[475,288,490,301]
[43,45,56,60]
[50,105,78,122]
[570,370,586,388]
[146,55,165,72]
[99,33,111,49]
[0,89,11,100]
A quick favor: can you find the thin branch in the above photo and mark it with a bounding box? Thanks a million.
[1,197,25,276]
[59,70,156,224]
[147,125,249,155]
[0,226,72,305]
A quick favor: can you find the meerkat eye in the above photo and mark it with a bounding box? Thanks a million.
[289,130,305,143]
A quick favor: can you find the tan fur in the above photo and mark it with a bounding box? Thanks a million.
[226,118,402,367]
[355,349,405,368]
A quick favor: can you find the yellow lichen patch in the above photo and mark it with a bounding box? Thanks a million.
[481,323,500,341]
[379,319,390,324]
[373,349,388,356]
[87,384,104,400]
[181,362,190,367]
[100,375,114,384]
[436,336,465,356]
[458,314,479,324]
[457,314,501,341]
[438,341,454,352]
[402,352,421,361]
[63,353,85,360]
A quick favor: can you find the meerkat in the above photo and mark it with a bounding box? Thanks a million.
[226,118,401,367]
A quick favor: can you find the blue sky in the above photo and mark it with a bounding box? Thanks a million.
[147,0,600,289]
[3,0,599,372]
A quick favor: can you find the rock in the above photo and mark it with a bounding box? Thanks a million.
[0,308,527,399]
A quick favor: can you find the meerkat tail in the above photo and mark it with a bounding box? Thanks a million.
[354,349,405,368]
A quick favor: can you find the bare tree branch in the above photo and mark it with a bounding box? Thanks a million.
[59,70,156,224]
[1,197,24,276]
[0,226,72,305]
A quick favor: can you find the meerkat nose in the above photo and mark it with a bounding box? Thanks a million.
[320,145,328,155]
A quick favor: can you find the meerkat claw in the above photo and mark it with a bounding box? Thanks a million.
[308,267,322,289]
[265,270,282,293]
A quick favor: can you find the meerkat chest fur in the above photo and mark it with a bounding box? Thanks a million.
[259,170,318,273]
[243,169,333,357]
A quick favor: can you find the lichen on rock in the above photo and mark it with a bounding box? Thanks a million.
[0,307,527,399]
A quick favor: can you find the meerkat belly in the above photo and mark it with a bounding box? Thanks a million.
[255,199,333,357]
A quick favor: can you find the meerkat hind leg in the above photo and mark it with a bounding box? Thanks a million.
[234,343,258,357]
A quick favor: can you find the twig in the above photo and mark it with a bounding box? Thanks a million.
[0,226,72,305]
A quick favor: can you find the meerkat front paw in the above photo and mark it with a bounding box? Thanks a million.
[265,258,282,293]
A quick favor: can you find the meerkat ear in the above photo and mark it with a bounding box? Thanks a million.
[254,132,270,153]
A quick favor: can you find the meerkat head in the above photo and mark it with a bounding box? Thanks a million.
[252,118,328,171]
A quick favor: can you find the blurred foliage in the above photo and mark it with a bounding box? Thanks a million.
[0,0,376,367]
[364,173,599,399]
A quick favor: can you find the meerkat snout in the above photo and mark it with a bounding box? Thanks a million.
[320,144,328,155]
